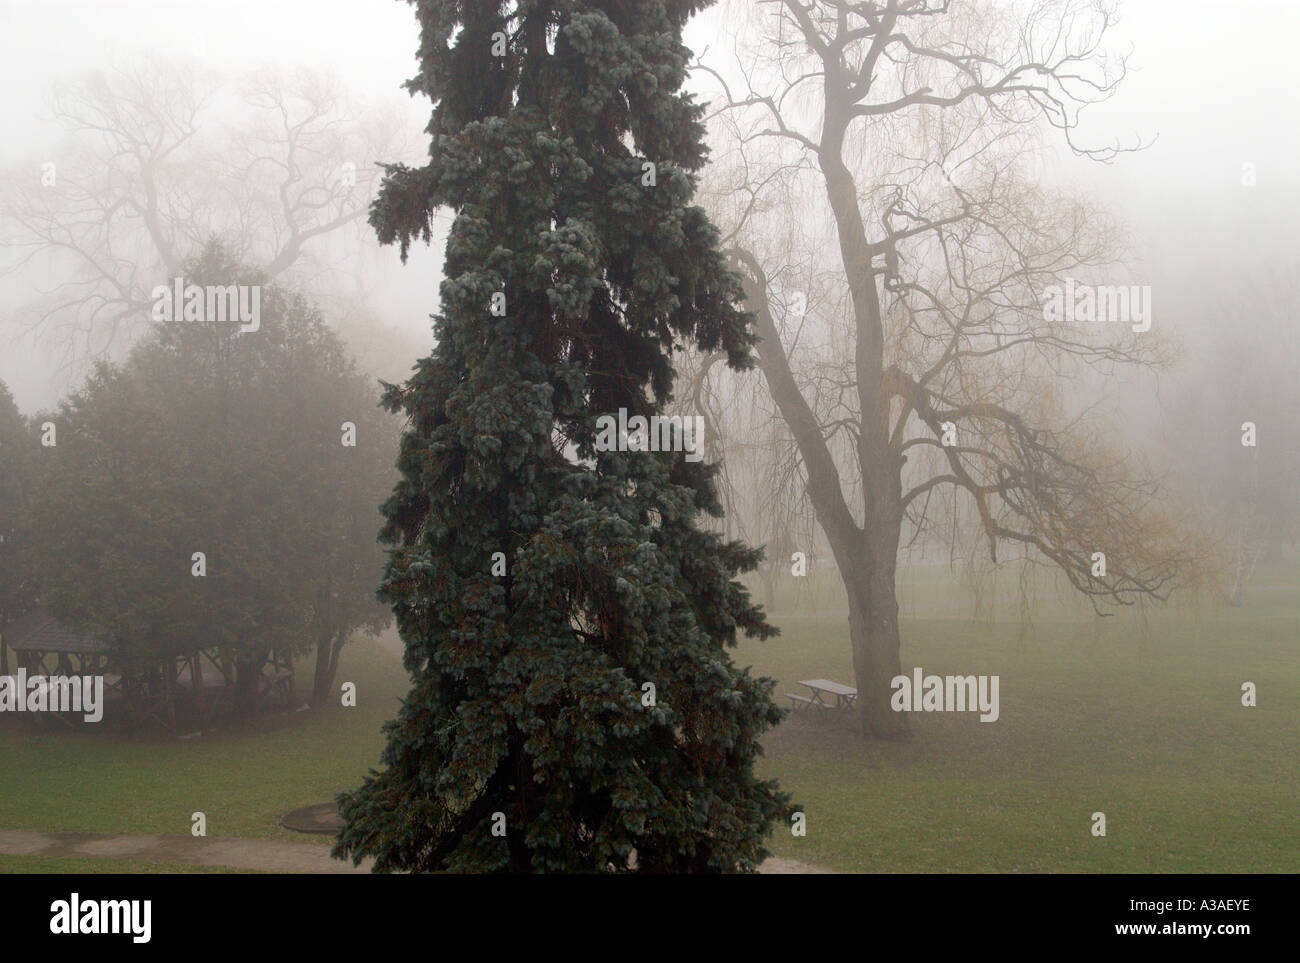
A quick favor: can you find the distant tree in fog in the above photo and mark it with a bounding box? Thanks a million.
[1166,261,1300,604]
[0,58,408,368]
[0,381,40,672]
[28,243,395,716]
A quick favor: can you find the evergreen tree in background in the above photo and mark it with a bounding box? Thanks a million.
[26,242,394,720]
[0,382,38,673]
[335,0,789,872]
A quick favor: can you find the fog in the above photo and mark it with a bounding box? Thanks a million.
[5,0,1296,468]
[0,0,1295,883]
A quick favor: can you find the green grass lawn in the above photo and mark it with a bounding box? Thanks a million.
[1,560,1295,872]
[0,640,406,842]
[741,560,1299,872]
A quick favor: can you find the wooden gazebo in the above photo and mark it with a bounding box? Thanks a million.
[2,610,121,729]
[3,608,115,676]
[1,609,298,733]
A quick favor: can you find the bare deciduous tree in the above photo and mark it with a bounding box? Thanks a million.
[1,57,410,369]
[696,0,1215,737]
[1164,260,1300,606]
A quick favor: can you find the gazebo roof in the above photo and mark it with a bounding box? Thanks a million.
[2,609,112,654]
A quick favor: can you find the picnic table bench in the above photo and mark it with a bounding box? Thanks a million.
[786,679,857,723]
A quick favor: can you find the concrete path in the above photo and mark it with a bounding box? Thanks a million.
[0,829,369,873]
[0,829,831,873]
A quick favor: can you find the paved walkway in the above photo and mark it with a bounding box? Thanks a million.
[0,830,370,873]
[0,829,830,873]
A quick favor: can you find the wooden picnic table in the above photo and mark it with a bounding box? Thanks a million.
[787,679,857,721]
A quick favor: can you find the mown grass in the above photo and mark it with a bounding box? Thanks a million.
[0,640,406,841]
[0,559,1295,872]
[741,559,1300,872]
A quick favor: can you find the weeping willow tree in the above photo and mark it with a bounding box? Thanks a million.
[698,0,1218,737]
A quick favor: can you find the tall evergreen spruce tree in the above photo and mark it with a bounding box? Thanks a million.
[335,0,789,873]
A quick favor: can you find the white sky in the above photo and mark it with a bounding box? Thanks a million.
[1,0,1297,409]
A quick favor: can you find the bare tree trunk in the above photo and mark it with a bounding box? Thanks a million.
[759,560,777,613]
[831,514,908,739]
[738,254,910,739]
[234,655,259,719]
[312,629,349,708]
[312,635,332,708]
[1228,525,1264,607]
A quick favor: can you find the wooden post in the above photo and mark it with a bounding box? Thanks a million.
[163,658,177,734]
[192,651,206,734]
